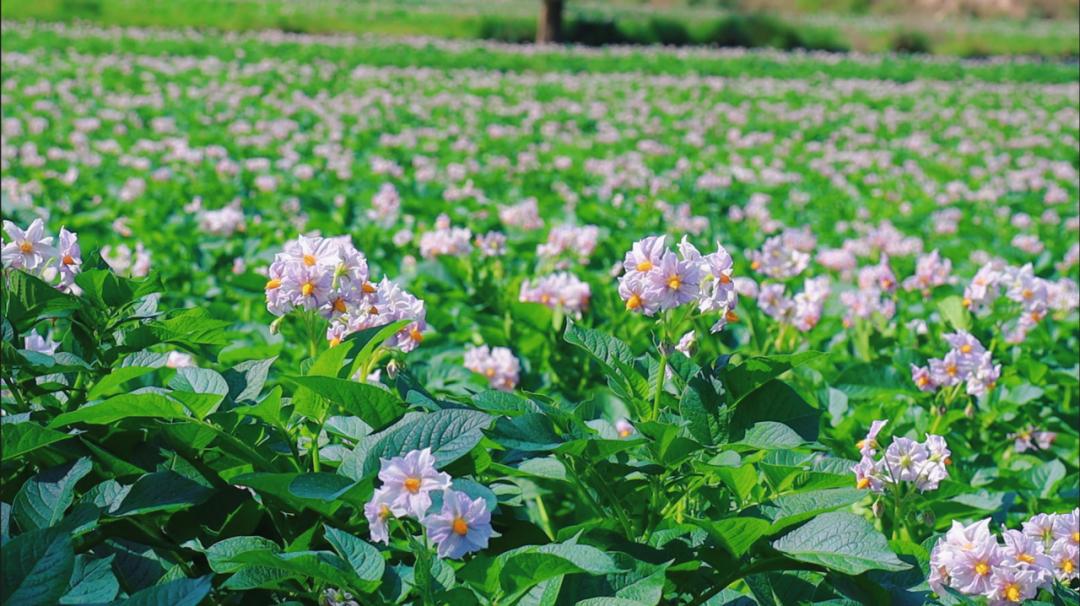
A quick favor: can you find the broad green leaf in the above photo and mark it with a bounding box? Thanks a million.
[287,375,405,430]
[87,365,162,400]
[1,422,71,461]
[731,380,820,442]
[75,269,159,310]
[223,357,276,403]
[227,550,361,592]
[5,270,81,331]
[151,308,231,346]
[113,575,212,606]
[324,526,385,590]
[287,474,355,502]
[112,471,213,516]
[205,536,281,573]
[497,542,620,602]
[693,516,771,557]
[13,458,93,531]
[232,386,285,428]
[50,393,189,427]
[737,422,805,450]
[761,488,865,533]
[937,295,971,332]
[60,555,119,604]
[169,367,229,419]
[230,473,341,517]
[361,409,494,475]
[0,528,75,606]
[772,511,909,575]
[680,372,731,446]
[722,352,825,403]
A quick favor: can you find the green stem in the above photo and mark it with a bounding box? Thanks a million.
[652,351,668,422]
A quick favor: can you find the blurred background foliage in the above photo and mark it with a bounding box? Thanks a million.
[2,0,1077,58]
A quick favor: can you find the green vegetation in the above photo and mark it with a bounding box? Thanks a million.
[2,0,1077,57]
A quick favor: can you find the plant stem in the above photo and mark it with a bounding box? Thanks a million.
[652,351,668,422]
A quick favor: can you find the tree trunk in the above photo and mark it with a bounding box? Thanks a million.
[537,0,564,44]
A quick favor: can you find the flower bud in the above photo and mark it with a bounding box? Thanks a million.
[386,359,401,380]
[964,402,975,419]
[922,509,936,527]
[872,499,885,519]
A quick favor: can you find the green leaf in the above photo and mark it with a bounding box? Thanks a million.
[722,352,825,403]
[564,322,650,402]
[150,308,231,346]
[75,269,159,310]
[5,270,81,331]
[13,458,93,531]
[693,516,771,557]
[1,422,72,461]
[232,386,285,428]
[60,555,119,604]
[323,526,385,590]
[287,375,405,430]
[737,422,805,450]
[50,393,189,427]
[86,365,162,400]
[0,528,75,606]
[230,473,340,517]
[361,409,494,475]
[112,471,213,516]
[205,536,282,573]
[497,543,621,602]
[937,295,971,332]
[227,550,361,592]
[761,488,866,533]
[113,575,212,606]
[287,474,355,502]
[169,367,229,419]
[772,511,910,575]
[680,371,731,446]
[223,357,276,403]
[731,380,820,442]
[1022,460,1066,499]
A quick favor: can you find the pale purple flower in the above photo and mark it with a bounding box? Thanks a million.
[377,448,452,518]
[614,418,635,438]
[464,345,520,391]
[883,437,927,483]
[423,489,492,559]
[364,486,407,544]
[2,218,56,271]
[950,540,1005,595]
[24,333,59,355]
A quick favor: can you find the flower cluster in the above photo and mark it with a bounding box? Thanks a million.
[748,234,810,279]
[519,272,591,315]
[536,224,599,266]
[102,242,152,278]
[910,331,1001,397]
[2,219,82,292]
[197,204,246,237]
[851,420,950,493]
[928,509,1079,602]
[264,234,426,353]
[367,183,400,226]
[617,235,738,332]
[419,214,472,259]
[902,249,952,294]
[963,262,1078,343]
[755,276,831,332]
[365,448,493,559]
[464,345,520,391]
[840,256,897,326]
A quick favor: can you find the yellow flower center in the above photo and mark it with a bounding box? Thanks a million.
[962,297,972,307]
[917,375,929,387]
[403,477,421,494]
[333,298,347,313]
[899,454,912,468]
[485,367,496,378]
[974,561,990,576]
[960,344,972,353]
[362,281,376,294]
[1062,559,1075,574]
[1018,553,1035,564]
[303,254,316,266]
[667,275,681,290]
[409,327,424,342]
[1004,583,1021,602]
[19,241,33,253]
[636,260,653,272]
[329,337,341,347]
[626,293,642,310]
[379,504,391,520]
[856,477,870,489]
[539,294,551,304]
[452,516,469,536]
[1072,531,1079,543]
[265,278,281,290]
[719,274,731,284]
[62,254,75,265]
[1022,289,1033,299]
[750,260,761,270]
[946,364,957,377]
[618,428,632,438]
[725,310,738,322]
[301,282,315,297]
[369,305,379,315]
